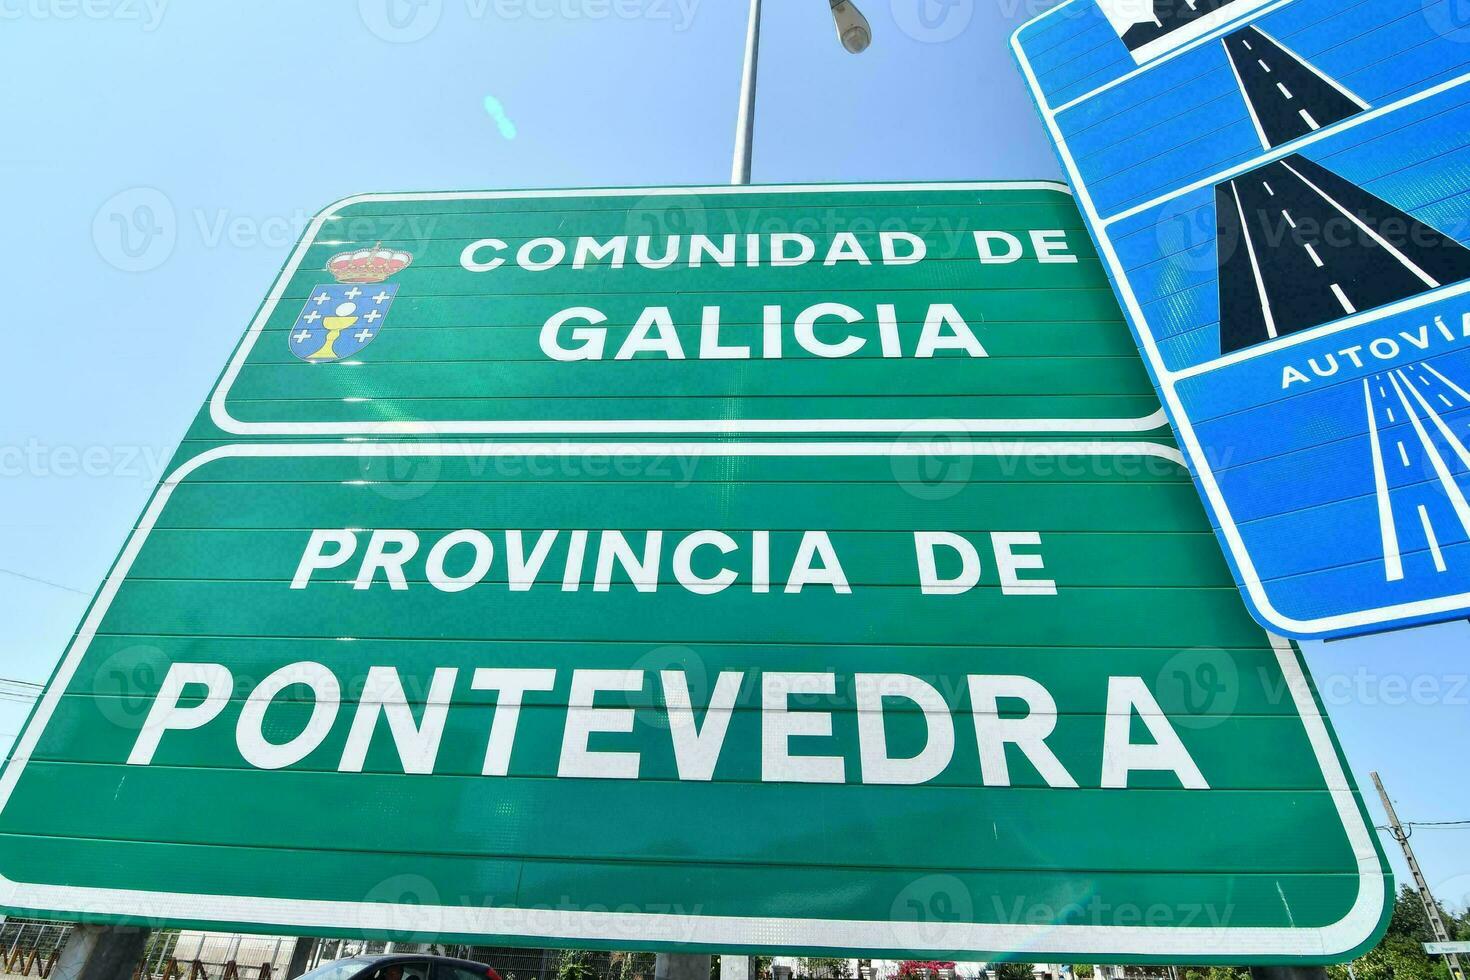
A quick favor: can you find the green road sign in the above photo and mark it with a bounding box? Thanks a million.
[206,183,1164,437]
[0,440,1388,962]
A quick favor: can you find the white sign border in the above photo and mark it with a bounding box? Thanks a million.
[0,441,1385,960]
[207,182,1167,437]
[1010,2,1470,637]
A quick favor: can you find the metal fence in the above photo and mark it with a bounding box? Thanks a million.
[135,931,302,980]
[0,921,772,980]
[0,918,72,978]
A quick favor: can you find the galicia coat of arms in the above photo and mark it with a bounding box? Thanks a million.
[289,244,413,363]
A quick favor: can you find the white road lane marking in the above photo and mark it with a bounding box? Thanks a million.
[1442,393,1455,408]
[1231,179,1278,338]
[1263,181,1275,195]
[1304,242,1324,266]
[1392,371,1470,539]
[1387,408,1396,422]
[1103,73,1461,228]
[1223,38,1271,150]
[1331,283,1356,313]
[1278,82,1293,99]
[1243,38,1253,50]
[1418,505,1448,572]
[1421,375,1432,386]
[1248,25,1371,109]
[1365,379,1404,581]
[1424,362,1470,401]
[1403,368,1470,454]
[1259,59,1272,72]
[1282,209,1296,227]
[1299,108,1321,130]
[1281,159,1443,289]
[1398,441,1411,466]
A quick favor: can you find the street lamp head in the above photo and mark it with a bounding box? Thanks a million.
[829,0,871,53]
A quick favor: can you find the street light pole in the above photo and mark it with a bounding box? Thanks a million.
[730,0,870,186]
[731,0,761,185]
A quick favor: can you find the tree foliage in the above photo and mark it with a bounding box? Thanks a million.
[991,964,1034,980]
[554,951,598,980]
[1177,968,1249,980]
[1132,887,1469,980]
[1325,886,1458,980]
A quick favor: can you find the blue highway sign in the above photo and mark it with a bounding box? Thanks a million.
[1013,0,1470,638]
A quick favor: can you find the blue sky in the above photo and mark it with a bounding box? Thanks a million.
[0,0,1466,923]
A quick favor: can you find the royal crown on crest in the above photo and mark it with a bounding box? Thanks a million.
[326,243,413,283]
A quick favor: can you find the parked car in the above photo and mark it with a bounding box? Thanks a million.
[298,954,503,980]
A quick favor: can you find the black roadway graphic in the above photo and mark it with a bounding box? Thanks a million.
[1215,154,1470,354]
[1122,0,1247,53]
[1222,26,1366,148]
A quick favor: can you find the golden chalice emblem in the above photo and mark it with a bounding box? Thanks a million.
[305,301,361,362]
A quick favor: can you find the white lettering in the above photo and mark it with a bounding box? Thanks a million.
[856,673,955,785]
[339,666,457,774]
[558,669,644,778]
[762,672,844,783]
[1100,676,1208,789]
[127,663,233,765]
[238,662,341,770]
[472,668,557,776]
[663,670,742,780]
[968,675,1077,788]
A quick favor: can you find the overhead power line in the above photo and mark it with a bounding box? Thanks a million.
[0,678,45,706]
[0,567,89,596]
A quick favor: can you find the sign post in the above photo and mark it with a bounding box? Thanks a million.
[0,440,1389,962]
